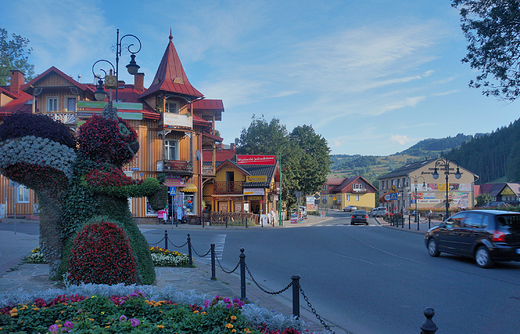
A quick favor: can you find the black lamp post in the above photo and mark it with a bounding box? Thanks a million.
[432,158,461,220]
[91,29,142,102]
[411,175,425,230]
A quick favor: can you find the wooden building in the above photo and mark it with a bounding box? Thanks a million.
[0,32,224,223]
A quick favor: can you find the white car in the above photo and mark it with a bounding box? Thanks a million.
[376,207,387,216]
[343,205,357,212]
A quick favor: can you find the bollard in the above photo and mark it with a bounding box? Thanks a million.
[240,248,246,301]
[417,213,420,231]
[420,308,438,334]
[187,234,193,266]
[292,275,301,319]
[164,230,168,250]
[428,216,431,230]
[246,217,248,228]
[226,216,228,228]
[210,244,216,280]
[408,215,411,229]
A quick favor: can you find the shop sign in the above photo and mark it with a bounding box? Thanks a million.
[163,112,192,129]
[165,175,186,187]
[243,188,264,196]
[236,155,275,165]
[246,175,267,183]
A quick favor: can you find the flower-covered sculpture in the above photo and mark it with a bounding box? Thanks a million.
[0,106,164,284]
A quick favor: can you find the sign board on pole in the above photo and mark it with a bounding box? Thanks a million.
[390,193,398,200]
[390,185,398,193]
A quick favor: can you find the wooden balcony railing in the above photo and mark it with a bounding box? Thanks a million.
[214,181,244,194]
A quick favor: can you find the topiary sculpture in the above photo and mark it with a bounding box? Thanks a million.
[0,105,165,284]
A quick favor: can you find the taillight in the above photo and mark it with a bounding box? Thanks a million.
[364,215,368,219]
[493,231,505,242]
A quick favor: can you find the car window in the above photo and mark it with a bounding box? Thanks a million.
[446,213,465,228]
[496,214,520,232]
[464,212,483,228]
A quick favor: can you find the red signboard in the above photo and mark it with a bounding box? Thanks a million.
[236,155,275,165]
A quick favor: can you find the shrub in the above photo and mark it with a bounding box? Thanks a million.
[67,221,137,285]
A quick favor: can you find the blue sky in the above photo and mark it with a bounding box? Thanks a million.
[2,0,518,156]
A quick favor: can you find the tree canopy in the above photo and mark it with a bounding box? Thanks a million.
[0,26,34,86]
[235,116,331,209]
[452,0,520,100]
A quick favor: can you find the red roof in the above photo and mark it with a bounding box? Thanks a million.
[21,66,93,95]
[0,88,33,117]
[203,146,236,162]
[139,31,203,101]
[192,99,224,111]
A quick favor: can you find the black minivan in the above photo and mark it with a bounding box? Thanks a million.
[425,210,520,268]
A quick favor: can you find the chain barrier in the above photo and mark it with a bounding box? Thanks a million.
[299,285,335,334]
[215,256,240,274]
[149,237,165,246]
[191,244,211,258]
[244,262,293,295]
[167,239,188,249]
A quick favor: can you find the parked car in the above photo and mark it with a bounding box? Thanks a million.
[351,210,369,225]
[343,205,357,212]
[375,207,387,217]
[370,208,378,216]
[425,210,520,268]
[481,201,510,209]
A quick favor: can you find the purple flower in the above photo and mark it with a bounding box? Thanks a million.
[64,321,74,329]
[49,324,59,332]
[204,300,210,308]
[226,303,232,309]
[119,315,127,322]
[130,318,140,327]
[223,298,231,304]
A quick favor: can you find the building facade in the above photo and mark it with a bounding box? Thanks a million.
[378,158,478,213]
[0,32,224,223]
[324,176,378,210]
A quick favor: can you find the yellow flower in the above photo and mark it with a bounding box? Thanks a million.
[157,325,165,329]
[10,313,18,317]
[89,318,94,322]
[33,308,39,311]
[10,308,18,314]
[231,315,237,321]
[225,323,234,329]
[193,310,199,314]
[105,326,110,329]
[202,312,206,315]
[232,330,236,333]
[55,320,61,323]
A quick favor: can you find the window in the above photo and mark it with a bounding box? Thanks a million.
[164,140,178,160]
[165,100,179,113]
[397,179,400,187]
[347,195,350,201]
[18,185,30,203]
[47,97,58,112]
[66,97,76,111]
[356,195,359,201]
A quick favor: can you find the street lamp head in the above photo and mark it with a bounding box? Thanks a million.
[432,167,439,179]
[94,78,107,101]
[455,167,462,179]
[126,54,140,75]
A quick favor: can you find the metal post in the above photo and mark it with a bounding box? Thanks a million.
[292,275,301,318]
[420,308,438,334]
[210,244,216,280]
[428,215,431,230]
[245,217,248,228]
[417,211,420,231]
[408,214,411,229]
[445,173,449,220]
[226,216,228,228]
[187,234,193,266]
[164,230,168,250]
[240,248,246,301]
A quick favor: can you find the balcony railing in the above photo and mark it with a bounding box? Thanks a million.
[214,181,244,194]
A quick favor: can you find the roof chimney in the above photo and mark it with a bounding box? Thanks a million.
[10,70,25,93]
[230,143,236,152]
[134,72,144,91]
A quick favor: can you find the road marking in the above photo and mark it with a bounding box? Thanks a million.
[198,234,226,263]
[335,253,376,265]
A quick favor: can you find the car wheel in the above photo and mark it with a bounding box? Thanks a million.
[427,238,440,257]
[475,246,493,268]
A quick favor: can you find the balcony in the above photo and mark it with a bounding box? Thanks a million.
[157,160,193,175]
[214,181,244,194]
[202,165,215,176]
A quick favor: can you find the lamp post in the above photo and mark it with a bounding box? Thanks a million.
[91,29,142,102]
[432,158,462,220]
[410,175,426,230]
[278,144,287,227]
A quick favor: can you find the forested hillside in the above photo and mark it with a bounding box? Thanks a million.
[400,133,474,156]
[443,120,520,183]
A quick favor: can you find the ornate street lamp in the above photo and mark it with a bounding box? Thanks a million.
[432,158,461,220]
[410,175,426,230]
[91,29,142,103]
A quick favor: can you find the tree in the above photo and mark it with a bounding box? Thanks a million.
[476,193,493,207]
[452,0,520,100]
[290,125,332,196]
[235,115,289,156]
[0,26,35,85]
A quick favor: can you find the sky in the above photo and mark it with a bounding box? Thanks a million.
[2,0,519,156]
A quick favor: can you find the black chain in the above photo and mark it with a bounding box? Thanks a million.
[245,262,293,295]
[191,245,211,258]
[299,285,335,333]
[148,237,165,246]
[215,256,240,274]
[167,239,188,248]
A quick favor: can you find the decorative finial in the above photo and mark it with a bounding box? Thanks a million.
[169,28,173,41]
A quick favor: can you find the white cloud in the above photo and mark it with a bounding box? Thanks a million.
[432,90,461,96]
[390,134,412,145]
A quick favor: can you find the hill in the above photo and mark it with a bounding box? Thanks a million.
[329,134,476,185]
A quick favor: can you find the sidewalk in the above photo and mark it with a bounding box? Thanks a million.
[376,214,443,234]
[0,214,339,333]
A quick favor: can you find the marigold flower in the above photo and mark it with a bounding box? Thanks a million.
[231,315,237,321]
[157,325,165,329]
[225,323,234,329]
[193,310,199,314]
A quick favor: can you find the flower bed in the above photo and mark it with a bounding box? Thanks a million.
[0,287,309,333]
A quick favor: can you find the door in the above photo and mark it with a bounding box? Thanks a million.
[457,212,484,256]
[226,171,234,192]
[438,212,466,253]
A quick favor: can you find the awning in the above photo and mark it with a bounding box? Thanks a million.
[179,183,197,192]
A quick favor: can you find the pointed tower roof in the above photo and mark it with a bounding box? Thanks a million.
[139,30,203,101]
